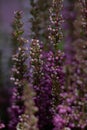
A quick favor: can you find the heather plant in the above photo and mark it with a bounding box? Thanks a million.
[45,50,65,110]
[71,4,87,125]
[29,39,53,130]
[48,0,65,110]
[30,0,52,43]
[11,11,24,52]
[8,11,28,130]
[53,1,87,130]
[5,0,87,130]
[48,0,63,51]
[29,39,43,85]
[29,0,66,129]
[16,80,38,130]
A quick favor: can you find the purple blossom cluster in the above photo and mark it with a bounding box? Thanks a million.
[30,39,53,130]
[53,89,87,130]
[8,88,24,130]
[42,50,65,110]
[4,0,87,130]
[53,1,87,130]
[29,39,65,130]
[29,2,65,127]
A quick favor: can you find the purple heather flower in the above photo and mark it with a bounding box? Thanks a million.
[8,11,28,130]
[30,39,53,130]
[53,1,87,130]
[53,114,66,130]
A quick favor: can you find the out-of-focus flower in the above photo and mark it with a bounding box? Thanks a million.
[16,80,39,130]
[62,0,76,64]
[0,121,5,129]
[53,1,87,130]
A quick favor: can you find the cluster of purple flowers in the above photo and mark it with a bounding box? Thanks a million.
[3,0,87,130]
[42,50,65,110]
[30,39,53,130]
[53,1,87,130]
[8,87,24,130]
